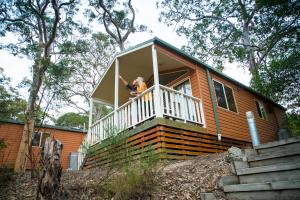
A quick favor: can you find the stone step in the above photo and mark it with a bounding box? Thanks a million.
[254,136,300,154]
[237,162,300,184]
[247,149,300,167]
[224,180,300,200]
[254,136,300,152]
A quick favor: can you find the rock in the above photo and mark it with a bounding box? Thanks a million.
[226,147,246,162]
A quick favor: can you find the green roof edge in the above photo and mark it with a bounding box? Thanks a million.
[152,37,286,111]
[0,118,87,133]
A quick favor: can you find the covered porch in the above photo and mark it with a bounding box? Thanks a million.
[85,43,206,146]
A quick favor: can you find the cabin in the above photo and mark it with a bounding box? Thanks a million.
[0,119,86,170]
[79,38,286,169]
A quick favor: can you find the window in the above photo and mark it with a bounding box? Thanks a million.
[32,132,50,147]
[213,80,237,112]
[255,100,267,120]
[174,79,192,96]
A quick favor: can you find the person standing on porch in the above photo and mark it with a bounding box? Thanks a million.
[119,75,137,96]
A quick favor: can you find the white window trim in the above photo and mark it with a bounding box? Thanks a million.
[255,100,268,120]
[212,79,238,114]
[171,76,191,90]
[32,132,50,148]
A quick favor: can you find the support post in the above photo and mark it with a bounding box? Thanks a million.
[114,58,119,110]
[88,98,93,144]
[152,45,162,118]
[114,58,119,131]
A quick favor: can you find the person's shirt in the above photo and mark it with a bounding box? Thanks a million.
[137,82,147,93]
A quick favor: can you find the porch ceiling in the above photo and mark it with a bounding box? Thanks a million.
[91,44,188,106]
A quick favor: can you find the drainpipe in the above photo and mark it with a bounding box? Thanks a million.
[246,111,261,146]
[206,69,222,141]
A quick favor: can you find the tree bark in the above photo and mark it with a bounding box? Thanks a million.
[36,137,69,200]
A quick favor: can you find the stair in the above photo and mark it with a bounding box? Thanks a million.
[221,136,300,200]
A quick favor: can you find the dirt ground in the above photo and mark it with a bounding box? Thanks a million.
[0,152,231,200]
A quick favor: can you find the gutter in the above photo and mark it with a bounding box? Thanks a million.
[206,69,222,141]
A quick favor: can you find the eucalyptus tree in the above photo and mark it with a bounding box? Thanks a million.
[0,0,78,172]
[158,0,300,72]
[87,0,147,51]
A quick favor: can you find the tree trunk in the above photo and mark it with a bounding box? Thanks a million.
[14,64,45,173]
[14,118,34,172]
[36,137,69,200]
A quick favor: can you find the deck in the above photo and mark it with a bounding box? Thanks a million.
[82,118,251,169]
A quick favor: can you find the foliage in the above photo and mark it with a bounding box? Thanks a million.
[0,138,6,151]
[251,52,300,113]
[0,70,26,121]
[287,113,300,136]
[55,112,88,129]
[47,32,115,115]
[0,0,78,172]
[87,0,148,50]
[98,145,158,200]
[158,0,300,71]
[0,70,48,122]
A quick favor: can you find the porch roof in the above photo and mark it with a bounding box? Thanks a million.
[91,37,285,110]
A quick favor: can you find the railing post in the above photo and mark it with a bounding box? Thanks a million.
[199,100,206,127]
[87,98,94,144]
[132,99,137,127]
[152,45,162,118]
[180,93,187,122]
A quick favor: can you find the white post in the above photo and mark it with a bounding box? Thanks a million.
[114,58,119,110]
[152,45,162,118]
[114,58,119,131]
[87,98,94,144]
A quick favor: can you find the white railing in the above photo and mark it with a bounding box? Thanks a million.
[89,86,155,146]
[160,85,205,125]
[77,84,205,168]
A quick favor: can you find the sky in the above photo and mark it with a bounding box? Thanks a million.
[0,0,251,116]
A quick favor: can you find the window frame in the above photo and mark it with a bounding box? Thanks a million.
[171,76,192,95]
[32,131,51,148]
[212,79,238,113]
[255,100,268,120]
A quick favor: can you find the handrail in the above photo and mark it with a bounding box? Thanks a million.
[91,85,155,127]
[159,84,201,101]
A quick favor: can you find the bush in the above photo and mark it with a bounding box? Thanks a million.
[98,146,159,200]
[98,161,157,200]
[287,113,300,136]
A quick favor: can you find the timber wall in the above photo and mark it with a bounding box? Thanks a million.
[0,120,86,169]
[156,44,286,144]
[83,118,251,169]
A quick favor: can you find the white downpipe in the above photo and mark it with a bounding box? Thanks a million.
[152,45,162,118]
[246,111,261,146]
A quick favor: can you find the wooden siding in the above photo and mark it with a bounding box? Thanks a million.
[196,67,284,143]
[0,122,85,170]
[84,119,250,169]
[155,44,285,143]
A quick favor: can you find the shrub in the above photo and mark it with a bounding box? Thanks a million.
[98,146,159,200]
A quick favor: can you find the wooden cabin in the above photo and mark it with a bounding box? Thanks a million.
[79,38,286,169]
[0,119,86,170]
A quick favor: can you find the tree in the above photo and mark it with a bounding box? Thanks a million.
[0,68,26,121]
[158,0,300,72]
[251,51,300,113]
[87,0,148,51]
[51,32,115,115]
[55,112,88,129]
[0,0,78,172]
